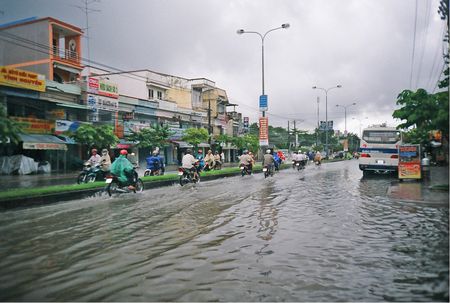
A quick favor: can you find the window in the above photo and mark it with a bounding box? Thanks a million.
[157,91,163,100]
[362,130,401,143]
[149,89,154,99]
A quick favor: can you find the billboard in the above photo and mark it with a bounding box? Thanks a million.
[259,117,269,146]
[0,67,46,92]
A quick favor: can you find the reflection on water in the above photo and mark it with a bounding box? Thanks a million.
[0,161,448,302]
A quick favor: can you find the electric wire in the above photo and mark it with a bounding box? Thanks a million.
[415,0,433,88]
[410,0,419,89]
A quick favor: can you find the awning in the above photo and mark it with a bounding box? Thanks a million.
[171,140,193,148]
[55,135,77,144]
[19,134,67,150]
[56,102,87,110]
[198,142,210,148]
[53,63,81,74]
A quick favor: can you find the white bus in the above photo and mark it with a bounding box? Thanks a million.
[358,124,402,173]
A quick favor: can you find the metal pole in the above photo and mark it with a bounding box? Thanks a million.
[344,107,347,135]
[208,99,211,144]
[325,91,328,157]
[317,96,319,147]
[261,38,265,118]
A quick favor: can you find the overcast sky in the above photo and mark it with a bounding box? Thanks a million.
[1,0,447,135]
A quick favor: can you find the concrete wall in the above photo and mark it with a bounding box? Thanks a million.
[0,20,50,78]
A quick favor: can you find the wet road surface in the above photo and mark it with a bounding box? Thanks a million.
[0,160,448,301]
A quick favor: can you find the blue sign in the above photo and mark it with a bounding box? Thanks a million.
[259,95,268,111]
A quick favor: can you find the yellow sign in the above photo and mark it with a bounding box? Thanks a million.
[0,67,46,92]
[11,117,54,134]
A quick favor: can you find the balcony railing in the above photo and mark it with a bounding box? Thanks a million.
[52,46,80,64]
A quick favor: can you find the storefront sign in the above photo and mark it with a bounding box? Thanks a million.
[11,117,54,134]
[398,144,421,179]
[87,94,119,112]
[124,121,150,134]
[259,117,269,146]
[55,120,81,134]
[23,142,67,150]
[48,109,66,120]
[87,77,119,98]
[0,67,46,92]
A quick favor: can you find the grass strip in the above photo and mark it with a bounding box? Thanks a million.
[0,163,287,201]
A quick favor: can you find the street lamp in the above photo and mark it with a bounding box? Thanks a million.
[237,23,290,119]
[336,102,356,136]
[312,84,342,157]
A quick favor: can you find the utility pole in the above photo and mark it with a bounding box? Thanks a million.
[287,120,290,152]
[208,99,212,145]
[74,0,101,73]
[294,120,298,148]
[316,96,320,147]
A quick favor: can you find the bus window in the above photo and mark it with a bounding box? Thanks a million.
[362,131,401,144]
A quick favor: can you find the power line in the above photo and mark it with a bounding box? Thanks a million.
[410,0,419,89]
[415,0,433,88]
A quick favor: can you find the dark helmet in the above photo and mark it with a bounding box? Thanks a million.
[186,149,192,154]
[120,149,128,155]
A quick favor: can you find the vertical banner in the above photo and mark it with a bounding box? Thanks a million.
[398,144,421,179]
[259,95,268,111]
[259,117,269,146]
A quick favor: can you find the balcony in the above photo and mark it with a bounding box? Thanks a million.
[52,46,80,65]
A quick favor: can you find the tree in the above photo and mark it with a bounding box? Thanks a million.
[68,124,119,151]
[0,104,22,144]
[392,88,448,144]
[126,124,173,149]
[230,134,259,154]
[182,128,209,150]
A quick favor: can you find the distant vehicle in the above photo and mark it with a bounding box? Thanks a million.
[358,124,402,174]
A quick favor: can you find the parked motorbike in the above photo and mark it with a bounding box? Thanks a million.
[239,163,251,176]
[263,165,274,178]
[178,165,200,186]
[105,169,144,196]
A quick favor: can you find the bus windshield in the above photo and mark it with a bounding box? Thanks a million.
[362,130,401,144]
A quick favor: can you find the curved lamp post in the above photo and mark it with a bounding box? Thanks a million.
[312,85,342,156]
[237,23,290,118]
[336,102,356,136]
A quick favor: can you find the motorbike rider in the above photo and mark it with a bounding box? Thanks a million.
[88,148,101,166]
[196,149,205,171]
[314,151,322,165]
[292,151,298,168]
[182,149,199,180]
[213,151,222,169]
[110,149,136,190]
[99,149,111,175]
[146,150,163,174]
[204,149,215,170]
[273,151,281,171]
[239,150,253,173]
[263,149,275,173]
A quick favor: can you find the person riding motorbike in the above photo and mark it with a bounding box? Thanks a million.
[88,148,101,166]
[292,151,298,168]
[146,151,163,175]
[314,151,322,165]
[99,149,111,176]
[196,149,205,171]
[273,151,281,171]
[110,149,136,190]
[263,149,275,173]
[182,149,199,180]
[239,150,253,174]
[204,150,215,171]
[213,151,222,169]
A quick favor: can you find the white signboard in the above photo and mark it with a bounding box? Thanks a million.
[87,94,119,112]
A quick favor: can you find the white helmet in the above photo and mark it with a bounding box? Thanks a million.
[266,149,271,154]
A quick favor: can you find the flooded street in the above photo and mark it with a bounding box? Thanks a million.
[0,160,448,301]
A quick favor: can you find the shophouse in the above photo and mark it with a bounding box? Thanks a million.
[0,17,86,172]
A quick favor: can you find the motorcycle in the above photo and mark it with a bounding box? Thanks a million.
[144,167,162,176]
[105,169,144,196]
[239,163,251,176]
[292,160,297,169]
[263,165,274,178]
[178,164,200,186]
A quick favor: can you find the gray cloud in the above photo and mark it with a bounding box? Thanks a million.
[1,0,446,135]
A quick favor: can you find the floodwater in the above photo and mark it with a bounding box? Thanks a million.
[0,160,448,301]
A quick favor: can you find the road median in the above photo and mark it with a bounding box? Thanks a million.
[0,165,272,210]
